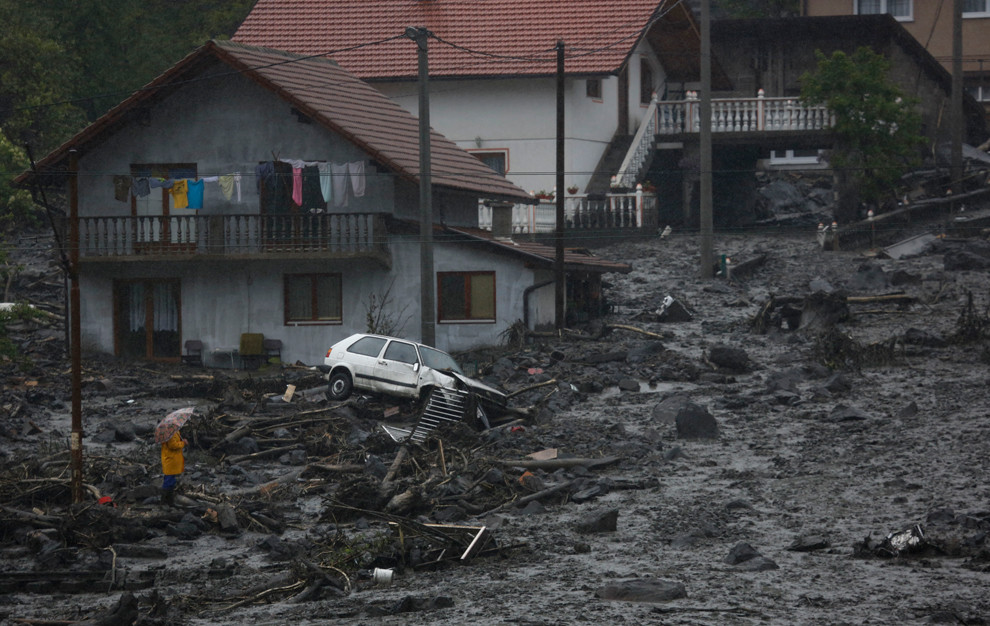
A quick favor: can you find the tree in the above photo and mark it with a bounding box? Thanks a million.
[800,47,924,222]
[0,0,255,230]
[713,0,800,18]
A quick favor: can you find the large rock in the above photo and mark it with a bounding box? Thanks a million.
[651,394,693,424]
[574,508,618,534]
[707,345,754,372]
[595,578,687,603]
[675,403,718,439]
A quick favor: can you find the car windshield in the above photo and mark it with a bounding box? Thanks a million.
[420,345,464,374]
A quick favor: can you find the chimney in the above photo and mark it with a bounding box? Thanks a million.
[489,201,514,241]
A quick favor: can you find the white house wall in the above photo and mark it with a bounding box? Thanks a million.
[77,231,540,365]
[628,41,667,136]
[378,76,621,194]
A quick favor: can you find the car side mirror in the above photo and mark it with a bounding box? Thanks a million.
[413,362,420,372]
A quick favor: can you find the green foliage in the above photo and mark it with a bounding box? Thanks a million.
[0,0,255,232]
[0,133,42,232]
[800,47,925,209]
[0,302,43,366]
[713,0,800,18]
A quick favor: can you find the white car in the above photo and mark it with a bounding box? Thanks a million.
[320,333,507,419]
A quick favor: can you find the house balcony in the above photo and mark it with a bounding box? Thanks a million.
[71,212,391,266]
[478,190,658,236]
[615,91,836,189]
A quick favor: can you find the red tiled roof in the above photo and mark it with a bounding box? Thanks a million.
[233,0,691,80]
[444,226,632,273]
[17,40,531,203]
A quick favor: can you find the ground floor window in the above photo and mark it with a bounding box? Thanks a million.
[438,271,495,322]
[114,279,181,360]
[285,273,342,324]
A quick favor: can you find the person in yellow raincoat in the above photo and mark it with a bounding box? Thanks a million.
[160,430,186,506]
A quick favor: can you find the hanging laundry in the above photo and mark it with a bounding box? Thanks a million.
[347,161,366,197]
[262,161,293,214]
[331,162,349,207]
[170,179,189,209]
[113,175,131,202]
[131,177,151,198]
[187,179,205,209]
[150,178,174,189]
[292,167,303,206]
[233,172,242,201]
[317,162,333,204]
[219,175,234,201]
[201,176,219,183]
[301,165,324,210]
[255,161,275,195]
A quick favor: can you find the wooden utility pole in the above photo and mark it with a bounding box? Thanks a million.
[408,26,436,347]
[950,0,963,189]
[69,149,83,503]
[698,0,713,278]
[555,40,566,331]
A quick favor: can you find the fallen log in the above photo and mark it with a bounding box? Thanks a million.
[496,456,621,471]
[483,478,580,517]
[308,463,365,473]
[223,467,307,498]
[225,444,302,465]
[0,504,60,527]
[507,378,558,398]
[845,293,913,304]
[382,445,409,484]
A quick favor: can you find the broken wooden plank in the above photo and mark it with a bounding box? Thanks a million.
[496,456,620,471]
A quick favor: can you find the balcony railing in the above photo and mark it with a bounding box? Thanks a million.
[74,212,390,261]
[479,190,658,235]
[656,91,834,135]
[615,91,836,189]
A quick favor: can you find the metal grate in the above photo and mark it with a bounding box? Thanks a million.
[409,387,471,444]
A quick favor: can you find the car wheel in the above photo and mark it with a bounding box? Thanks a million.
[327,371,353,401]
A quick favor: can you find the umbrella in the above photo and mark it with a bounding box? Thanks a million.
[155,407,195,444]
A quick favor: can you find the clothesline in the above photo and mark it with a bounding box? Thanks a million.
[113,173,242,209]
[111,157,368,211]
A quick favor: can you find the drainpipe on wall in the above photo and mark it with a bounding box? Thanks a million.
[523,279,556,329]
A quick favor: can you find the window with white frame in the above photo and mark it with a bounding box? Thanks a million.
[856,0,913,21]
[966,85,989,101]
[963,0,990,16]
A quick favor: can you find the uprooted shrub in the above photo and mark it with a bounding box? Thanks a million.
[951,291,990,344]
[813,327,898,370]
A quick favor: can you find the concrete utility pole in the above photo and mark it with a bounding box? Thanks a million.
[950,0,964,189]
[408,26,436,347]
[555,40,566,331]
[698,0,713,279]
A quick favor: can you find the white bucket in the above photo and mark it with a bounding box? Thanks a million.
[373,567,394,586]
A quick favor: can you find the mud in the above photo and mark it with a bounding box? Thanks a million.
[3,218,990,625]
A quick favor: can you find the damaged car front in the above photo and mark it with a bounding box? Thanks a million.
[319,334,508,425]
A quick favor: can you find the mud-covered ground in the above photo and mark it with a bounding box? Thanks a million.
[3,214,990,625]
